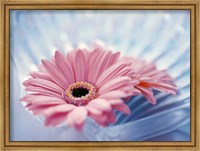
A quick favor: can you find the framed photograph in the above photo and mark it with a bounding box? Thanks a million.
[0,0,199,150]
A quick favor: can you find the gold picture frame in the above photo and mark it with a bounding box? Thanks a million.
[0,0,199,150]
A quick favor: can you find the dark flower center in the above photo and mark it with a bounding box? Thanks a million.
[65,81,98,106]
[72,87,89,98]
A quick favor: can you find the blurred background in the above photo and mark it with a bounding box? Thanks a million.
[10,10,190,141]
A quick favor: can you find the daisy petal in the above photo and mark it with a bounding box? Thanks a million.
[27,101,65,110]
[89,99,112,112]
[42,59,69,89]
[66,107,87,130]
[43,104,75,117]
[55,51,75,84]
[20,95,65,103]
[107,99,123,105]
[25,86,62,98]
[136,86,153,96]
[92,50,112,83]
[74,49,87,81]
[99,90,128,100]
[96,62,126,87]
[89,113,108,127]
[98,76,132,94]
[87,48,102,84]
[107,111,116,123]
[85,104,103,116]
[23,78,64,93]
[142,92,157,105]
[30,71,54,82]
[108,51,121,66]
[112,103,131,115]
[45,113,67,126]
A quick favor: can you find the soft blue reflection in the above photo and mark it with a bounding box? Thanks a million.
[10,10,190,141]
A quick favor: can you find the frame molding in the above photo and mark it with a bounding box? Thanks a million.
[0,0,199,150]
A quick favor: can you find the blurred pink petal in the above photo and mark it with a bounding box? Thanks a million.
[89,112,109,127]
[45,113,68,126]
[88,99,112,112]
[66,107,87,130]
[112,103,131,115]
[131,58,177,104]
[85,104,103,116]
[43,104,75,117]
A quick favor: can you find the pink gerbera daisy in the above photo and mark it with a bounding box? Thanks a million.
[130,58,177,105]
[21,48,138,130]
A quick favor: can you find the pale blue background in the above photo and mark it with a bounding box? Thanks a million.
[10,10,190,141]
